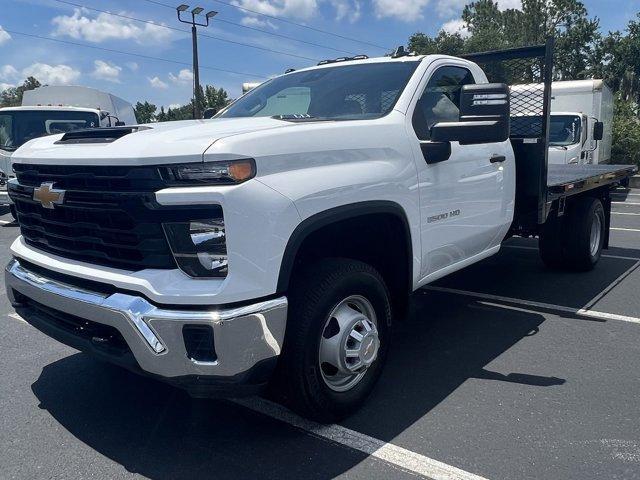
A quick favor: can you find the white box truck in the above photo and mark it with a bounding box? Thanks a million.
[0,86,136,207]
[510,80,613,165]
[548,80,613,165]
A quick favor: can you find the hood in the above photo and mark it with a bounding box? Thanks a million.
[10,117,294,166]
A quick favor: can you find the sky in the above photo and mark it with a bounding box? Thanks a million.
[0,0,638,109]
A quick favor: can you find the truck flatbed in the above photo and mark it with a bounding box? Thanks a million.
[547,164,637,199]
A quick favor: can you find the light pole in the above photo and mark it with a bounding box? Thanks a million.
[177,4,217,119]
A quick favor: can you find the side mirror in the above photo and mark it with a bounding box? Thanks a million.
[203,108,216,119]
[431,83,510,145]
[115,121,125,126]
[593,121,604,141]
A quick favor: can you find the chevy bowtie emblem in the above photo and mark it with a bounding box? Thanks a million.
[33,182,66,209]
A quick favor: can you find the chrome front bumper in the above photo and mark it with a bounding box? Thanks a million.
[6,259,288,385]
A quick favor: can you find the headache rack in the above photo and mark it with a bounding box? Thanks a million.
[463,39,555,230]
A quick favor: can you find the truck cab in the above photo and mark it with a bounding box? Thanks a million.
[548,111,602,165]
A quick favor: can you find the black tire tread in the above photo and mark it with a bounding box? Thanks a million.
[273,258,391,423]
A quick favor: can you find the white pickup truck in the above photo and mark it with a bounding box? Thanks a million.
[5,41,636,421]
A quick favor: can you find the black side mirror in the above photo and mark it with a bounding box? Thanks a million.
[593,121,604,141]
[203,108,216,119]
[115,121,125,126]
[431,83,510,145]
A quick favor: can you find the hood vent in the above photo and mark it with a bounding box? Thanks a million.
[55,126,151,145]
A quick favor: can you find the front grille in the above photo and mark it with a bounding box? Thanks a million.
[10,164,221,271]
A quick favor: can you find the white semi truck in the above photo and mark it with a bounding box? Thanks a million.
[5,41,637,421]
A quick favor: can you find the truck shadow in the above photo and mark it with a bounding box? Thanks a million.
[31,294,560,479]
[433,243,639,309]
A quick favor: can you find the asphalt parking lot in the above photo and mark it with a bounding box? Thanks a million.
[1,188,639,480]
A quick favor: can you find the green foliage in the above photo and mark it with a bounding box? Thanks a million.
[136,85,232,123]
[134,101,157,124]
[612,94,640,165]
[1,77,42,107]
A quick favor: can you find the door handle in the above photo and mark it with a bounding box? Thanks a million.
[490,155,506,164]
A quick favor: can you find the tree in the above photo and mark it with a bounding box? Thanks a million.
[134,101,157,124]
[409,31,466,57]
[593,14,640,105]
[409,0,600,81]
[138,84,232,123]
[612,93,640,165]
[1,77,42,107]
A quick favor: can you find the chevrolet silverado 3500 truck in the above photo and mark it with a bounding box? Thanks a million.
[5,41,637,421]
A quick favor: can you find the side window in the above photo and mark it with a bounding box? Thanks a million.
[412,66,475,141]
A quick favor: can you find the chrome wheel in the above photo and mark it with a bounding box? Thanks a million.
[318,295,380,392]
[590,213,602,257]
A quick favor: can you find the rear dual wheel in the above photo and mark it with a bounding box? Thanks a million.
[539,197,606,271]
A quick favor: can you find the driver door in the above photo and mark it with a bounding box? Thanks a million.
[409,62,514,281]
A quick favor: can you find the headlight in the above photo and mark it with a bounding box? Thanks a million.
[163,218,228,278]
[160,159,255,185]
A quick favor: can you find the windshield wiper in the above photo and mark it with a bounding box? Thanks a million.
[272,114,329,122]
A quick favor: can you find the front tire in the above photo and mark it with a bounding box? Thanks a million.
[273,258,392,423]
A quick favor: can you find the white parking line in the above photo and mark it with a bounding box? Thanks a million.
[611,227,640,232]
[8,313,27,324]
[502,244,640,261]
[423,286,640,326]
[612,202,640,206]
[0,220,11,225]
[580,261,640,310]
[612,212,640,216]
[233,397,489,480]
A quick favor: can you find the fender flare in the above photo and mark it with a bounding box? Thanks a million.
[276,200,413,294]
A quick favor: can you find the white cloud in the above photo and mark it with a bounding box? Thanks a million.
[168,69,194,84]
[22,63,80,85]
[0,82,14,92]
[148,76,168,89]
[168,103,182,110]
[437,0,522,17]
[331,0,361,23]
[441,18,470,37]
[372,0,430,21]
[394,0,526,20]
[0,25,11,45]
[126,62,139,71]
[231,0,319,21]
[92,60,122,83]
[240,15,278,29]
[51,8,172,44]
[0,65,19,81]
[497,0,522,10]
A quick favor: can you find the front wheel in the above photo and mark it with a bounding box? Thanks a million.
[272,258,392,423]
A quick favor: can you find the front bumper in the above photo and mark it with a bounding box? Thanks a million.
[6,259,288,396]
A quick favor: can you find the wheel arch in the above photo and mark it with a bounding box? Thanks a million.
[276,201,414,316]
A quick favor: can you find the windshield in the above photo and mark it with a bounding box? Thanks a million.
[219,62,420,121]
[549,115,581,147]
[0,110,100,151]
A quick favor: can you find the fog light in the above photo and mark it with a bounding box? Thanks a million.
[164,218,228,278]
